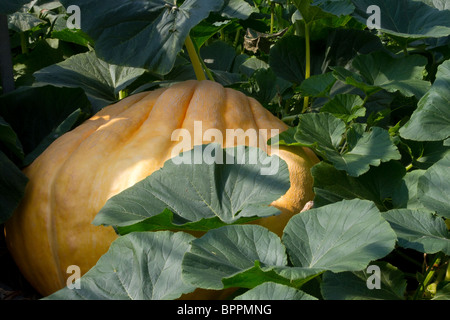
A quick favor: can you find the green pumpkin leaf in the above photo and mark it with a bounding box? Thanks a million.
[383,208,450,254]
[410,141,450,170]
[322,28,385,70]
[283,199,397,272]
[7,12,44,33]
[45,231,196,300]
[269,34,324,84]
[182,225,323,290]
[352,0,450,40]
[312,161,406,210]
[321,262,407,300]
[59,0,224,74]
[416,153,450,219]
[391,169,426,210]
[312,0,355,16]
[0,0,29,14]
[22,109,87,167]
[294,113,346,157]
[0,116,24,161]
[182,225,289,290]
[51,28,94,47]
[331,126,401,176]
[200,40,237,72]
[34,51,146,112]
[292,0,332,23]
[0,150,28,224]
[321,94,365,123]
[433,282,450,300]
[190,20,232,50]
[234,282,317,300]
[245,67,292,105]
[294,113,401,176]
[0,86,91,162]
[221,0,259,20]
[416,0,450,11]
[332,51,430,99]
[94,144,290,230]
[298,72,336,98]
[399,60,450,141]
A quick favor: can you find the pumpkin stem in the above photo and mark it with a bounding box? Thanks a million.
[269,1,275,34]
[184,35,208,81]
[302,21,311,113]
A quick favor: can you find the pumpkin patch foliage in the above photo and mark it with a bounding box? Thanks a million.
[1,0,450,302]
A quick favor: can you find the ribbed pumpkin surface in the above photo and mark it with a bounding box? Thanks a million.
[5,80,318,297]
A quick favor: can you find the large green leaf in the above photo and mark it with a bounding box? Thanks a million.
[0,150,28,224]
[59,0,224,74]
[352,0,450,39]
[269,34,324,84]
[321,262,407,300]
[282,199,397,272]
[417,0,450,11]
[294,113,401,176]
[13,38,75,88]
[391,169,427,210]
[312,161,406,210]
[93,144,290,231]
[322,28,385,70]
[0,0,29,14]
[0,85,91,162]
[434,282,450,300]
[321,94,365,122]
[330,126,401,176]
[7,12,44,32]
[298,72,337,98]
[181,225,289,290]
[399,60,450,141]
[332,51,430,99]
[383,209,450,254]
[294,112,345,157]
[234,282,317,300]
[221,0,259,20]
[0,116,24,161]
[416,153,450,219]
[312,0,355,16]
[22,109,86,167]
[410,141,450,170]
[45,231,196,300]
[244,67,292,106]
[33,51,146,112]
[292,0,332,23]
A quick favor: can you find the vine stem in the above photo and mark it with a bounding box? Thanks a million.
[270,1,275,34]
[184,35,207,81]
[413,252,444,300]
[302,22,311,113]
[20,33,28,54]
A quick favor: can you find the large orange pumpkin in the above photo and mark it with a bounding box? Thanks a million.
[4,80,318,297]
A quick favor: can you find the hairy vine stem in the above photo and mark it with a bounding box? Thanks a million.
[184,35,206,81]
[184,35,211,82]
[302,22,311,113]
[413,252,445,299]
